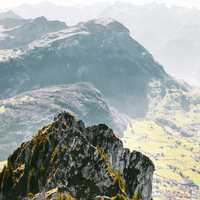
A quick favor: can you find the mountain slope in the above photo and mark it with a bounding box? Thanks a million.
[123,119,200,200]
[0,19,185,117]
[0,10,22,20]
[11,2,200,84]
[0,83,127,160]
[0,16,67,49]
[101,2,200,85]
[122,82,200,200]
[0,112,154,200]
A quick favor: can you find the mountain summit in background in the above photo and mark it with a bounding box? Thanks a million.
[0,18,185,117]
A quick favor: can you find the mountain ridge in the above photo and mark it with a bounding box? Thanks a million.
[0,19,186,118]
[0,16,67,49]
[0,10,22,20]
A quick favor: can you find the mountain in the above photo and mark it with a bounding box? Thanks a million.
[11,2,200,85]
[0,19,186,117]
[0,10,22,20]
[0,18,28,30]
[13,1,111,25]
[0,112,154,200]
[0,16,66,49]
[101,2,200,85]
[0,83,128,160]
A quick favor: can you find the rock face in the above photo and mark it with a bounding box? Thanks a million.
[0,83,128,160]
[0,112,154,200]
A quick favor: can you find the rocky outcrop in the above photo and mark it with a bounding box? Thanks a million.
[0,112,154,200]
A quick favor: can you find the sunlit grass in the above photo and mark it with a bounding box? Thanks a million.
[0,106,6,113]
[0,161,7,172]
[123,119,200,199]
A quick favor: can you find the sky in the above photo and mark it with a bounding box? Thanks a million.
[1,0,200,9]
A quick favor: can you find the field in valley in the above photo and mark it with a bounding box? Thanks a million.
[123,119,200,200]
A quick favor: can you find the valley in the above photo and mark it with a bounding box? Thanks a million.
[123,83,200,200]
[123,120,200,200]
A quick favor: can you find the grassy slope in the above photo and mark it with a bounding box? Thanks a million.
[123,120,200,200]
[123,83,200,200]
[0,161,7,172]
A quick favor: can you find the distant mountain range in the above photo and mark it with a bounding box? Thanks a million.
[6,1,200,85]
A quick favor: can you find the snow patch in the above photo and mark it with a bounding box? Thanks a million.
[28,27,90,49]
[0,49,23,62]
[0,25,7,40]
[2,95,34,106]
[0,106,6,113]
[94,18,115,26]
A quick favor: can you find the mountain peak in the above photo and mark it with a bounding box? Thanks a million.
[93,18,118,26]
[53,111,85,130]
[82,18,130,33]
[31,16,67,27]
[0,10,22,20]
[32,16,48,23]
[0,113,154,200]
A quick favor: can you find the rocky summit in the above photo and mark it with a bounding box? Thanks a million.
[0,112,154,200]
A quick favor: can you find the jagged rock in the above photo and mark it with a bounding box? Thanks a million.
[0,112,154,200]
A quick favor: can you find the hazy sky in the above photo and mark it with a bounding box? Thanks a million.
[1,0,200,9]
